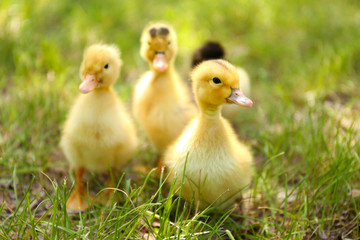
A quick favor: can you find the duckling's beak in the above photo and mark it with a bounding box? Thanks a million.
[226,88,253,107]
[79,74,98,94]
[153,52,168,72]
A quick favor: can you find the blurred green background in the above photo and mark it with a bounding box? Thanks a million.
[2,0,359,89]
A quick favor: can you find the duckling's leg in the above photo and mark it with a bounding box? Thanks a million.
[98,168,117,206]
[155,155,166,175]
[66,168,90,211]
[105,168,116,195]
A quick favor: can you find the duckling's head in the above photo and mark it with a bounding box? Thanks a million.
[191,59,253,109]
[140,22,177,72]
[79,44,122,94]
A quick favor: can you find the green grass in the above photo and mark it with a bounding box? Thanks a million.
[1,0,360,239]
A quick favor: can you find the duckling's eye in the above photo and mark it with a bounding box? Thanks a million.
[168,41,171,46]
[104,64,109,69]
[212,77,222,84]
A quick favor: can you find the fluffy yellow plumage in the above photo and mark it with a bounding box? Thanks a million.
[191,41,251,120]
[133,23,197,154]
[164,59,254,209]
[60,44,138,211]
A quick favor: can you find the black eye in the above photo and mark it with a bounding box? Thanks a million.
[104,64,109,69]
[212,77,222,84]
[168,42,171,46]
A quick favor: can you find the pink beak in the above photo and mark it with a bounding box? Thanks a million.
[226,88,253,107]
[153,53,168,72]
[79,74,98,94]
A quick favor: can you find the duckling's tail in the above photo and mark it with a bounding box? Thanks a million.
[191,41,226,68]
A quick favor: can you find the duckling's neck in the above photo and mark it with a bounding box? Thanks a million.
[84,86,114,98]
[197,104,227,142]
[151,63,174,78]
[199,103,222,120]
[94,86,112,92]
[149,64,179,90]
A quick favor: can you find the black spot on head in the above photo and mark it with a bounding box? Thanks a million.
[149,28,157,38]
[191,41,226,68]
[159,27,169,36]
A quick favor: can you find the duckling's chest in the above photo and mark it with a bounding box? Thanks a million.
[136,72,193,128]
[139,72,186,104]
[68,93,125,143]
[173,123,237,174]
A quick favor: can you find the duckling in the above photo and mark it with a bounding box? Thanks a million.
[164,59,254,209]
[191,41,251,120]
[60,44,138,211]
[133,23,197,156]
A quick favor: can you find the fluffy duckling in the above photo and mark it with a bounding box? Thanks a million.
[191,41,251,120]
[164,59,253,209]
[133,23,197,155]
[60,44,138,211]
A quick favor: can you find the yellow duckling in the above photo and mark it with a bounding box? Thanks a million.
[60,44,138,211]
[133,22,197,156]
[164,59,254,209]
[191,41,251,120]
